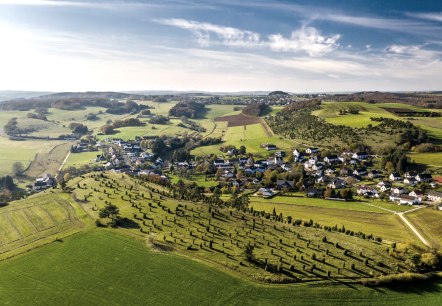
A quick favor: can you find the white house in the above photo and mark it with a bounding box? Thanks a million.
[389,172,402,181]
[416,173,432,182]
[392,186,407,195]
[427,191,442,203]
[409,190,423,202]
[352,152,368,160]
[404,177,417,185]
[306,147,320,154]
[399,195,419,205]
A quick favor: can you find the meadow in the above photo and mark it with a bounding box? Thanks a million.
[314,101,442,143]
[63,151,102,169]
[1,229,441,306]
[407,208,442,250]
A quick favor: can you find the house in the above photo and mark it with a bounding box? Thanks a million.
[399,195,419,205]
[416,173,432,182]
[389,194,401,202]
[275,151,285,158]
[427,191,442,203]
[392,186,407,195]
[213,159,225,167]
[306,187,323,198]
[353,168,367,176]
[403,177,417,185]
[293,149,303,158]
[281,163,292,171]
[276,180,295,190]
[409,190,423,202]
[324,155,339,164]
[352,152,368,160]
[368,170,382,179]
[389,172,401,181]
[306,147,319,154]
[325,168,335,176]
[356,186,379,198]
[339,168,351,177]
[404,171,418,179]
[265,144,277,151]
[256,188,277,198]
[33,174,56,191]
[328,178,346,189]
[377,181,392,192]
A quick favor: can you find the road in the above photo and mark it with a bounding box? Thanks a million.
[396,206,431,247]
[360,201,430,247]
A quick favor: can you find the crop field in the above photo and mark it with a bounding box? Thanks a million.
[0,192,90,259]
[407,208,442,250]
[215,114,263,127]
[1,230,441,306]
[24,142,72,178]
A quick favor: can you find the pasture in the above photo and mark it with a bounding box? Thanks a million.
[408,152,442,170]
[24,142,72,178]
[1,230,441,306]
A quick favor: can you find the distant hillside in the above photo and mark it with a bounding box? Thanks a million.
[268,91,289,96]
[0,91,53,102]
[328,92,442,109]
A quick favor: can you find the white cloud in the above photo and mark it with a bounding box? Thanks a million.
[406,12,442,22]
[155,18,260,47]
[157,19,341,57]
[268,26,341,57]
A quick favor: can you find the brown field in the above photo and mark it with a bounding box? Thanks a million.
[214,114,262,127]
[24,142,72,178]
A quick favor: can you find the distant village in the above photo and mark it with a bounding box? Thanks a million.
[32,136,442,209]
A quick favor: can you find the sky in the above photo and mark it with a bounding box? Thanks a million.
[0,0,441,92]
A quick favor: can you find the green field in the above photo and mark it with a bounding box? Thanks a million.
[63,151,102,169]
[249,196,414,214]
[407,208,442,250]
[249,200,417,244]
[314,102,442,143]
[409,152,442,168]
[192,123,297,156]
[0,229,441,306]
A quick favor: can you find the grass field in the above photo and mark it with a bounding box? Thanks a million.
[0,229,441,306]
[63,151,102,169]
[314,102,442,143]
[249,196,414,214]
[408,152,442,168]
[0,137,69,177]
[249,200,417,244]
[192,123,297,156]
[406,208,442,250]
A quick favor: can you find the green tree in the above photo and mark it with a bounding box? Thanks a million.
[12,162,24,176]
[243,244,255,262]
[99,204,120,221]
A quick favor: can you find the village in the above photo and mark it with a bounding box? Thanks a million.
[31,136,441,210]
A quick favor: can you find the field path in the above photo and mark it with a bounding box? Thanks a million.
[58,150,71,172]
[396,207,430,247]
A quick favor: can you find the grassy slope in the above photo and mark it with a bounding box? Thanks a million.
[406,208,442,250]
[0,229,441,306]
[250,201,417,244]
[63,151,102,169]
[314,102,442,143]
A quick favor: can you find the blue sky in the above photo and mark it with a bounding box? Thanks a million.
[0,0,441,92]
